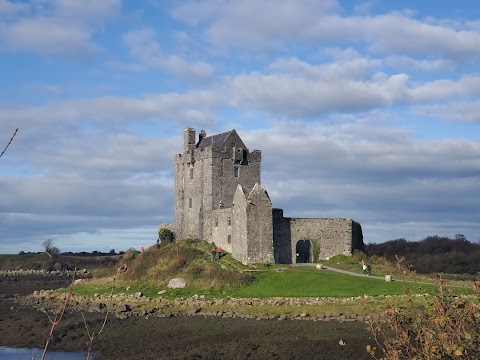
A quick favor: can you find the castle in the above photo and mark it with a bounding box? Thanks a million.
[167,128,364,265]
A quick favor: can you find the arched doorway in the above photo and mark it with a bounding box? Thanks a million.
[296,240,311,263]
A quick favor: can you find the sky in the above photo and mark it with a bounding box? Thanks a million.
[0,0,479,254]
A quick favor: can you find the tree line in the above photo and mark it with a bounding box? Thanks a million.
[365,235,480,274]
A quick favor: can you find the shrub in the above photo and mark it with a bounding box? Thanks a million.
[311,240,320,262]
[158,228,175,243]
[367,278,480,359]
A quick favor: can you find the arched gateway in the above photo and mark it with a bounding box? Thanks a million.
[295,240,311,263]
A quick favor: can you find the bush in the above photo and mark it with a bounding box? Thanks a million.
[158,228,175,243]
[367,278,480,359]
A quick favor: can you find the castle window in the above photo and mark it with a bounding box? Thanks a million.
[215,218,218,227]
[228,235,231,243]
[189,198,192,208]
[190,168,194,179]
[232,141,236,147]
[234,166,239,177]
[227,217,231,226]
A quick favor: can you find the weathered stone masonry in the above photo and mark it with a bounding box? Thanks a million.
[166,128,364,265]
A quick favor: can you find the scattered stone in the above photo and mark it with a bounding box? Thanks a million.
[157,290,166,295]
[167,278,187,289]
[134,292,143,298]
[339,340,346,346]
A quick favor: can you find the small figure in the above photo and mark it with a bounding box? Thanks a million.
[156,238,160,249]
[211,249,217,262]
[361,260,367,275]
[141,247,145,253]
[217,246,222,259]
[366,263,372,276]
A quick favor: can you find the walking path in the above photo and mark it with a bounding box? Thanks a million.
[293,263,468,289]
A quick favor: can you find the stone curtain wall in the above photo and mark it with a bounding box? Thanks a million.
[288,218,354,263]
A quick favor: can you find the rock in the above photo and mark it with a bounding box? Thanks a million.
[167,278,187,289]
[339,340,346,346]
[73,279,84,286]
[134,292,143,298]
[186,307,201,315]
[157,290,166,295]
[316,264,323,270]
[116,304,132,313]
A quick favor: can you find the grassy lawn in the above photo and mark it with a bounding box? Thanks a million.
[226,266,439,298]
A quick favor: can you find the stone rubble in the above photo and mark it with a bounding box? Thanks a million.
[18,291,387,324]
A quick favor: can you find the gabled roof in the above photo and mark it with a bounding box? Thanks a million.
[197,130,234,149]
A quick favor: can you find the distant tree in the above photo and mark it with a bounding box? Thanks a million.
[42,239,60,257]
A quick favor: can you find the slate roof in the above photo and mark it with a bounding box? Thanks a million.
[197,130,233,149]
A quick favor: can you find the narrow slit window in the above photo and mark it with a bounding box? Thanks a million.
[227,217,231,226]
[234,166,239,178]
[215,218,218,227]
[227,235,231,244]
[189,198,192,208]
[190,168,194,179]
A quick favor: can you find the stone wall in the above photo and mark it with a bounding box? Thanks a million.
[232,184,274,264]
[288,218,356,263]
[211,208,233,252]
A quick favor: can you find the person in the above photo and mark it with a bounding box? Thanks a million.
[366,263,372,276]
[141,247,145,253]
[211,249,217,262]
[217,246,222,259]
[361,260,367,275]
[156,238,160,249]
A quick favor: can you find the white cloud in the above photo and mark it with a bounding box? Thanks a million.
[386,55,455,72]
[0,91,220,132]
[121,27,214,81]
[229,59,408,117]
[0,0,29,15]
[416,101,480,123]
[409,74,480,101]
[51,0,121,23]
[4,18,99,60]
[172,1,480,62]
[0,0,121,60]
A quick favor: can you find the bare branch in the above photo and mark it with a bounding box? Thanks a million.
[40,268,76,360]
[83,275,117,360]
[0,128,18,158]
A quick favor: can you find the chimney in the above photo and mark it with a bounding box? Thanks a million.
[184,128,195,153]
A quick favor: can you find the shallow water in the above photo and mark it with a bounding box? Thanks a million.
[0,347,95,360]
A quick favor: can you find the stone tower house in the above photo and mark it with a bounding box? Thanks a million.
[169,128,363,265]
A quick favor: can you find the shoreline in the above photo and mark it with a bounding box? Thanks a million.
[0,275,377,359]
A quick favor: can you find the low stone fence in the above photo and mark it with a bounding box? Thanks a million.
[20,291,385,323]
[0,269,91,278]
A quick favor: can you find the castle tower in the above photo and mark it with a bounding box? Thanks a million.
[173,128,261,244]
